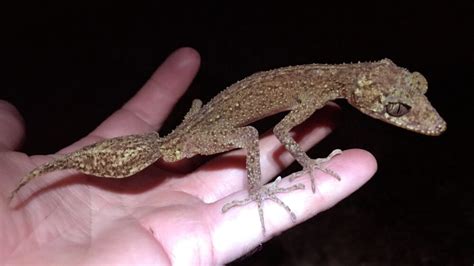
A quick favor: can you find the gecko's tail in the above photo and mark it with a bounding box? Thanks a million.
[8,157,70,203]
[8,132,164,204]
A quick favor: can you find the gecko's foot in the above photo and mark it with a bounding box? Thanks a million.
[287,149,343,193]
[222,176,305,235]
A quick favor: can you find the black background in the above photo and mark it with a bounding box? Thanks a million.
[2,2,472,265]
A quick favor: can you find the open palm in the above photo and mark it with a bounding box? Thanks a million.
[1,48,376,265]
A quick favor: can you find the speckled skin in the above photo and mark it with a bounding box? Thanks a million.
[9,132,163,200]
[10,59,446,235]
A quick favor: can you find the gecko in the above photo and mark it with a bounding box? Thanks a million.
[8,58,446,235]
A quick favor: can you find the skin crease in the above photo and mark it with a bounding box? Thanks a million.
[1,48,377,265]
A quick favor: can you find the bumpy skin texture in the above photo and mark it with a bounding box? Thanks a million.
[9,59,446,234]
[8,132,163,199]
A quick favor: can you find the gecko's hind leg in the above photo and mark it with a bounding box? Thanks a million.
[287,149,343,193]
[222,176,305,235]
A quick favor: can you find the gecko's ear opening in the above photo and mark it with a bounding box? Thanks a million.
[409,72,428,94]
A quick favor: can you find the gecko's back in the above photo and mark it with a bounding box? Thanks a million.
[160,59,446,162]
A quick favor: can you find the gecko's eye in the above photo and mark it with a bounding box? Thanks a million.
[385,102,411,117]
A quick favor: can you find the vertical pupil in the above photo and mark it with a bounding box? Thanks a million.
[386,102,410,117]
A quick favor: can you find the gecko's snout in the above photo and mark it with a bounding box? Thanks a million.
[425,117,447,136]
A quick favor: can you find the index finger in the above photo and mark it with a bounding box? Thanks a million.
[94,47,201,138]
[63,47,200,152]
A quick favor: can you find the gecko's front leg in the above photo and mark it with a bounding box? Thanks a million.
[274,101,342,193]
[218,126,305,235]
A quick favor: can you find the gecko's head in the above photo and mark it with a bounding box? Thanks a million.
[347,59,446,136]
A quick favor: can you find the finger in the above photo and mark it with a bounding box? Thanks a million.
[124,48,201,129]
[211,149,377,263]
[62,47,201,152]
[179,103,340,201]
[94,47,200,138]
[0,100,25,151]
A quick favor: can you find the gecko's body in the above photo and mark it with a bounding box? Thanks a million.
[9,59,446,234]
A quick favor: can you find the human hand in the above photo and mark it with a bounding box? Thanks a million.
[1,48,376,265]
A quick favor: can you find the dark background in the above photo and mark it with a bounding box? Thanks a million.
[2,2,472,265]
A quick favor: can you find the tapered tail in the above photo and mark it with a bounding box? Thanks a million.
[8,132,163,203]
[8,157,70,203]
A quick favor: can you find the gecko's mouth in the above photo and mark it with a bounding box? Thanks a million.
[422,118,447,136]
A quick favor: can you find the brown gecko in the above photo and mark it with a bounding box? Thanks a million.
[9,59,446,235]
